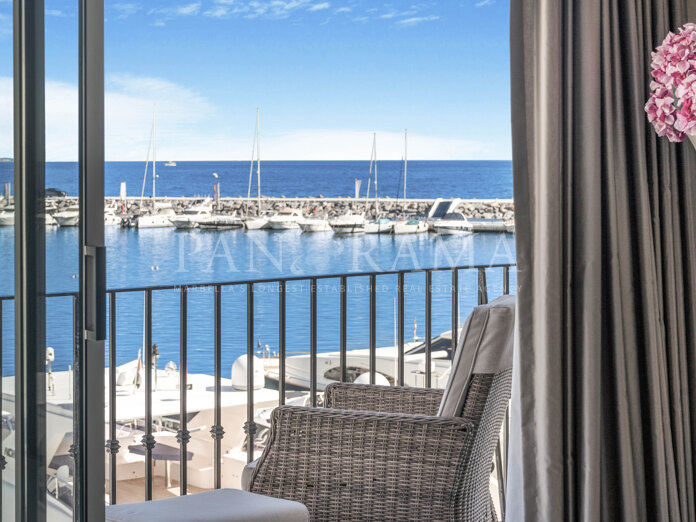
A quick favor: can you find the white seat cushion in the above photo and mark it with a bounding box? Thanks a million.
[105,488,309,522]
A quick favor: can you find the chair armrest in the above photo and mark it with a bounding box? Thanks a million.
[249,405,473,521]
[325,382,444,415]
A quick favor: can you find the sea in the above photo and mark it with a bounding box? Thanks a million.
[0,161,516,376]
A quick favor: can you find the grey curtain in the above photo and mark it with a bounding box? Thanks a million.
[508,0,696,520]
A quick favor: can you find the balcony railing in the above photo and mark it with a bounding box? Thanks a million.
[0,262,515,512]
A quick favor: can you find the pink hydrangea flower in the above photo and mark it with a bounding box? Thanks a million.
[646,23,696,142]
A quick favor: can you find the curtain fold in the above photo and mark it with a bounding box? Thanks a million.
[508,0,696,520]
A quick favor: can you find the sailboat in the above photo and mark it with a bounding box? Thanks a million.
[245,109,270,230]
[393,129,428,235]
[136,105,176,229]
[364,133,394,234]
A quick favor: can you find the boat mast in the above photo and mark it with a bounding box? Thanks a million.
[403,129,407,211]
[256,108,261,216]
[140,119,154,206]
[246,112,257,218]
[373,132,378,217]
[153,104,157,200]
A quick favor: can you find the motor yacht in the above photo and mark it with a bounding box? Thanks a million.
[198,212,244,230]
[392,218,428,235]
[168,199,214,229]
[268,208,303,230]
[0,206,14,226]
[136,202,177,229]
[299,216,331,232]
[53,205,81,227]
[432,212,474,235]
[330,213,366,234]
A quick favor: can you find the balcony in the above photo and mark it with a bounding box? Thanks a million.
[0,262,514,519]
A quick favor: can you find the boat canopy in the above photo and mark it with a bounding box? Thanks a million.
[441,212,466,221]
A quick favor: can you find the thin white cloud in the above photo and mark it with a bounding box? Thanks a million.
[0,75,500,161]
[397,15,439,26]
[113,3,142,18]
[308,2,330,11]
[149,2,201,17]
[352,16,368,23]
[46,9,65,17]
[335,6,351,13]
[475,0,495,6]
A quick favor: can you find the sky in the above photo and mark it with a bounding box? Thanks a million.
[0,1,511,161]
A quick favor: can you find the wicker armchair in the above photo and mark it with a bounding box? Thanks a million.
[247,296,515,521]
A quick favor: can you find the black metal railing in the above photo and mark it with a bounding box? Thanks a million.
[0,262,515,509]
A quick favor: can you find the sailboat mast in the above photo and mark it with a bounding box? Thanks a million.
[246,114,257,218]
[403,129,408,211]
[256,108,261,215]
[373,133,378,217]
[153,104,157,200]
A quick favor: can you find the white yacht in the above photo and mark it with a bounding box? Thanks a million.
[45,213,58,226]
[0,206,14,226]
[393,218,429,235]
[330,213,366,234]
[198,212,244,230]
[433,212,473,235]
[263,331,456,391]
[268,208,303,230]
[53,205,81,227]
[137,202,177,229]
[299,216,331,232]
[168,199,214,229]
[244,215,270,230]
[104,207,122,226]
[364,217,394,234]
[0,353,282,520]
[164,160,176,167]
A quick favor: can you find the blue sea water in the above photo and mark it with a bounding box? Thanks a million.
[0,160,513,199]
[0,161,515,377]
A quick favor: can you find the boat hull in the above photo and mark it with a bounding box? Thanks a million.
[0,212,14,226]
[299,220,331,232]
[268,220,300,230]
[54,213,79,227]
[244,217,270,230]
[392,222,428,235]
[434,225,472,235]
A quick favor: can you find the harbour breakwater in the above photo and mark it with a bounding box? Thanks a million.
[26,196,515,221]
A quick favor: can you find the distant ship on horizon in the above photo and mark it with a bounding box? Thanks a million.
[0,157,13,163]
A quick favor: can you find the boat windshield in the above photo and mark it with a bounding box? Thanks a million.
[405,336,454,360]
[442,213,465,221]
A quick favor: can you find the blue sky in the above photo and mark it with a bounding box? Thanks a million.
[0,1,511,161]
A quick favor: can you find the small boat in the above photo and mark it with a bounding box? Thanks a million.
[45,213,57,226]
[168,199,214,229]
[433,212,473,235]
[0,206,14,226]
[136,202,176,228]
[504,219,515,233]
[364,217,394,234]
[330,213,366,234]
[393,218,429,235]
[104,207,122,226]
[164,161,176,167]
[299,216,331,233]
[268,208,303,230]
[245,215,271,230]
[198,213,244,230]
[263,330,456,390]
[53,205,80,227]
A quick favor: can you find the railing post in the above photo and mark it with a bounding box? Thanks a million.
[278,281,286,405]
[142,290,154,500]
[0,301,5,508]
[340,276,347,383]
[310,278,318,406]
[397,272,405,387]
[369,274,376,385]
[177,287,190,495]
[212,285,224,485]
[425,271,432,388]
[106,292,119,505]
[244,283,256,462]
[477,267,488,305]
[503,265,510,295]
[451,269,459,357]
